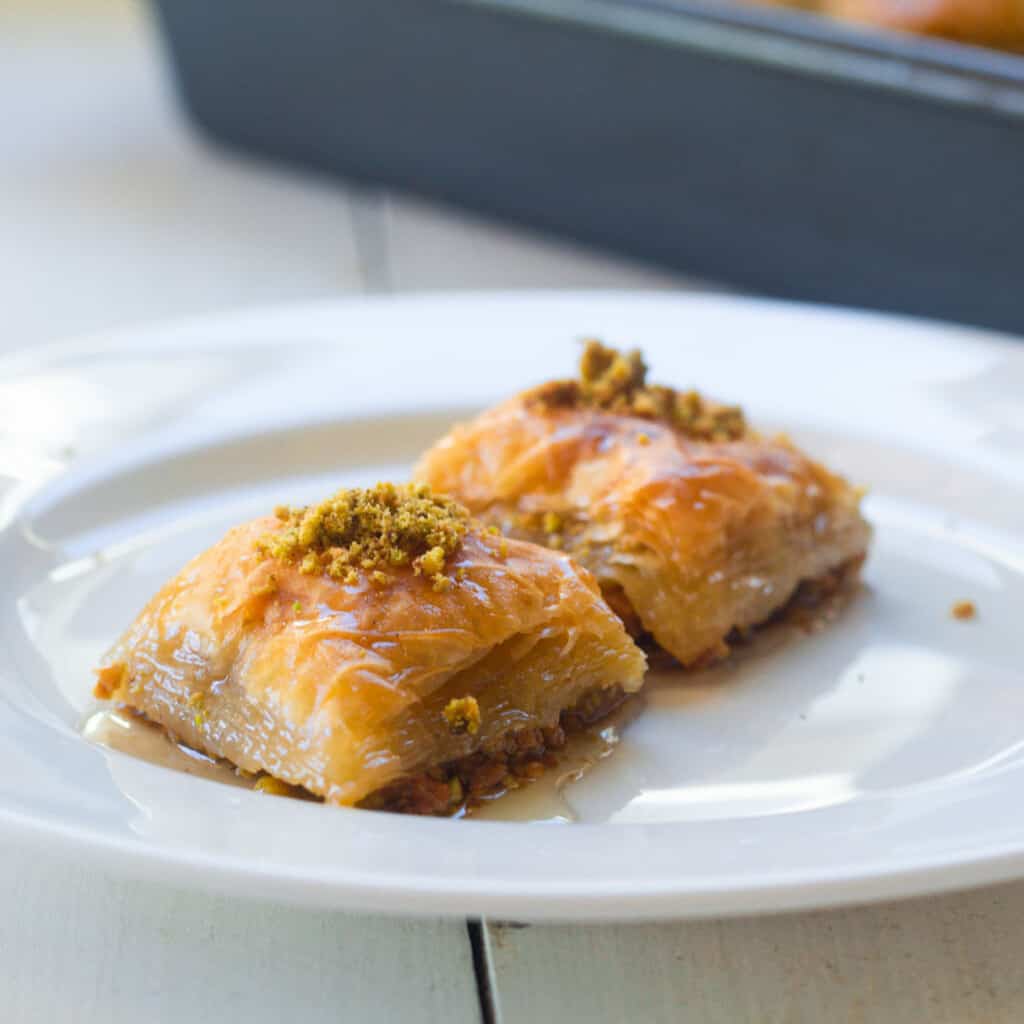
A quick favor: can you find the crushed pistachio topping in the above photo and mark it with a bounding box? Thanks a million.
[418,546,446,577]
[259,483,468,589]
[254,775,299,797]
[542,511,563,535]
[444,696,481,736]
[187,691,206,728]
[252,574,278,599]
[448,777,464,804]
[533,340,746,441]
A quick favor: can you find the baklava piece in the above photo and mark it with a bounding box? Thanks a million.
[416,342,870,667]
[94,483,646,811]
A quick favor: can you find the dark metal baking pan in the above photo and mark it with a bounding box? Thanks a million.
[150,0,1024,334]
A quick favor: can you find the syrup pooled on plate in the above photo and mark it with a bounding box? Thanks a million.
[81,700,639,821]
[82,708,247,788]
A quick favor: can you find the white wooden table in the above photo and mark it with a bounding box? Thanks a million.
[4,3,1024,1021]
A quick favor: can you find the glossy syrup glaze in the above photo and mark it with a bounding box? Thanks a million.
[81,700,639,822]
[415,390,871,668]
[82,707,249,788]
[80,572,858,821]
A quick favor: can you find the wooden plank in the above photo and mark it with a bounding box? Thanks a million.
[0,847,481,1024]
[382,193,709,292]
[484,883,1024,1023]
[0,0,364,350]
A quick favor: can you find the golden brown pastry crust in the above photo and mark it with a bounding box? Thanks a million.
[753,0,1024,50]
[95,517,646,807]
[416,386,871,667]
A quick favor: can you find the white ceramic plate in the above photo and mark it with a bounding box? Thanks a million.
[2,292,1023,921]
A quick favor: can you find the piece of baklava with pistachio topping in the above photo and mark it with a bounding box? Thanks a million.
[94,483,646,813]
[417,342,871,668]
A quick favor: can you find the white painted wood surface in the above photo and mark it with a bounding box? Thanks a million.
[0,846,480,1024]
[379,191,699,294]
[483,884,1024,1023]
[0,0,363,348]
[6,1,1024,1023]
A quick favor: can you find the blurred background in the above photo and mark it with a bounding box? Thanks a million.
[4,0,1023,352]
[1,0,691,354]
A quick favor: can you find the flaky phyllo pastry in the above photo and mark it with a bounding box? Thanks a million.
[94,484,646,812]
[417,342,871,667]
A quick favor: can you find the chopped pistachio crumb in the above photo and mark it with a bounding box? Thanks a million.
[542,511,563,534]
[252,573,278,598]
[416,545,446,577]
[188,688,205,729]
[532,340,746,441]
[254,775,296,797]
[952,600,977,621]
[259,482,468,583]
[293,600,302,614]
[444,696,481,735]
